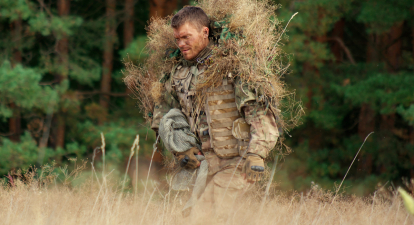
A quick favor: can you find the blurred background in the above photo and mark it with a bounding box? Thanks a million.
[0,0,413,195]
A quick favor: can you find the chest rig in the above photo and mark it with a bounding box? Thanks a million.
[172,63,250,159]
[203,78,250,158]
[171,64,200,131]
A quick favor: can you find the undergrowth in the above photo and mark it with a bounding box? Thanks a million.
[1,135,413,225]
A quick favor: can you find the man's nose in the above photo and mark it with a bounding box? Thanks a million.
[177,39,186,48]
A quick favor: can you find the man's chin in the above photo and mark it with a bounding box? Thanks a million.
[182,53,195,61]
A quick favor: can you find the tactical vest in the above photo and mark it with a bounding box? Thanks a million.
[172,64,250,159]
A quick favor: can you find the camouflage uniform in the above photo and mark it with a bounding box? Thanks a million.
[151,45,279,214]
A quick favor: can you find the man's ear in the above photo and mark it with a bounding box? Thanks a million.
[203,27,209,38]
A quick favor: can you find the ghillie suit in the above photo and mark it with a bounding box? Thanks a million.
[125,0,303,129]
[124,0,302,217]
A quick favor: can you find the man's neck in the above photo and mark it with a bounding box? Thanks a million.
[182,41,213,66]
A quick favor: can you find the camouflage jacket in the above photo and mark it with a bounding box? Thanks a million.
[151,53,279,172]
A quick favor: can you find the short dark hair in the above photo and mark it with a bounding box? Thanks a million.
[171,6,209,31]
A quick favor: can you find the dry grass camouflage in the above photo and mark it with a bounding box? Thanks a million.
[124,0,304,140]
[1,165,413,225]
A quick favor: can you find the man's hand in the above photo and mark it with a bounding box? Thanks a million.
[176,147,202,169]
[242,155,264,183]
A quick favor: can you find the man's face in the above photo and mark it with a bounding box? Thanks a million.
[173,22,209,61]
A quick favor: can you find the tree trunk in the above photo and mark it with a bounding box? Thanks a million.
[124,0,134,47]
[383,21,404,73]
[150,0,163,19]
[11,19,22,65]
[305,16,326,150]
[124,0,136,108]
[366,33,380,63]
[181,0,190,7]
[360,31,379,140]
[8,18,22,142]
[55,0,70,148]
[410,127,414,179]
[331,18,345,63]
[357,103,376,175]
[357,22,403,175]
[356,30,379,176]
[412,26,414,181]
[163,0,178,16]
[149,0,178,19]
[303,62,313,110]
[8,103,21,142]
[358,104,376,140]
[378,22,403,133]
[100,0,116,123]
[412,26,414,60]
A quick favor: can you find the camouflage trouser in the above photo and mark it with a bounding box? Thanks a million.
[191,167,249,221]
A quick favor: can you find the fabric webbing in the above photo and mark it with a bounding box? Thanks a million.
[215,139,238,147]
[209,102,237,111]
[215,148,239,156]
[210,110,239,119]
[207,85,233,92]
[210,121,234,129]
[212,130,233,138]
[207,93,235,101]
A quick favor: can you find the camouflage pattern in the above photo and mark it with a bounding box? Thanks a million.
[151,100,172,130]
[203,150,244,176]
[151,57,279,170]
[234,78,257,111]
[191,166,249,220]
[243,105,279,159]
[204,78,244,158]
[150,57,279,218]
[151,72,181,130]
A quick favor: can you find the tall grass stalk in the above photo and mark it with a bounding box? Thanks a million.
[332,132,374,203]
[259,154,279,216]
[143,134,160,202]
[117,135,139,208]
[0,132,413,225]
[3,125,414,225]
[135,136,140,198]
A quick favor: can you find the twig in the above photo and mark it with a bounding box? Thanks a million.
[101,133,106,178]
[326,37,356,65]
[91,147,102,187]
[259,154,279,215]
[37,0,54,17]
[118,135,139,205]
[0,132,14,137]
[332,132,374,203]
[143,134,160,202]
[271,12,298,54]
[135,136,140,198]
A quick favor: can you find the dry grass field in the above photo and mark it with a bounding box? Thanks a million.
[0,163,413,225]
[1,136,412,225]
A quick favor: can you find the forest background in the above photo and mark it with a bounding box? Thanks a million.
[0,0,413,196]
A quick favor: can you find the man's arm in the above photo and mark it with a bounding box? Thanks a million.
[151,100,173,131]
[150,75,181,131]
[150,76,200,169]
[234,78,279,182]
[242,104,279,158]
[234,78,279,157]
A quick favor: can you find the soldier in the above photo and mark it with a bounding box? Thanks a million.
[151,6,280,217]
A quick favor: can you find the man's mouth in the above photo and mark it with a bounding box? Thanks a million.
[181,49,190,53]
